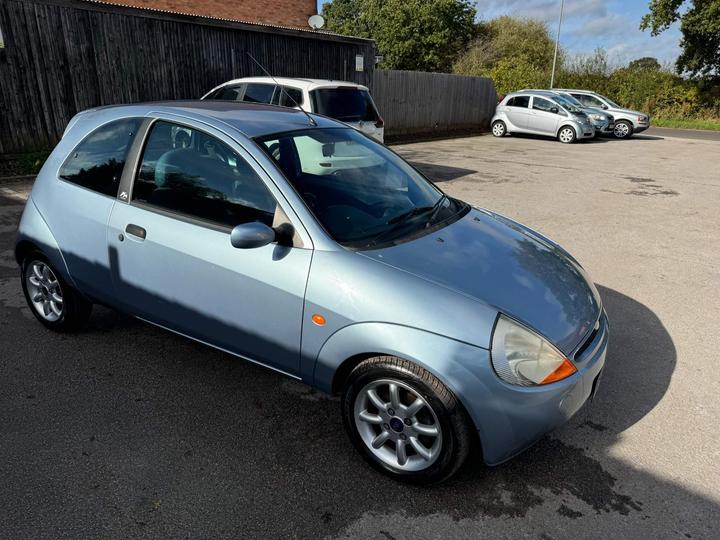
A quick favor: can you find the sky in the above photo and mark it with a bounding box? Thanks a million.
[317,0,683,68]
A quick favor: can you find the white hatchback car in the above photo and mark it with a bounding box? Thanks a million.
[202,77,384,142]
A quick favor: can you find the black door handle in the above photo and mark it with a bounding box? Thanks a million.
[125,224,147,240]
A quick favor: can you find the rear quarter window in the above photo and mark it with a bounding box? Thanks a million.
[507,96,530,108]
[59,118,141,197]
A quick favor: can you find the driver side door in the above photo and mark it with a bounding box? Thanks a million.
[528,96,562,135]
[107,118,312,376]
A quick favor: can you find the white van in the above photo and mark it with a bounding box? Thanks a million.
[202,77,384,142]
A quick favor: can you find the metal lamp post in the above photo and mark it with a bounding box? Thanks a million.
[550,0,565,88]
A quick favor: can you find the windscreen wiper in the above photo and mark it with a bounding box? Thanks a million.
[386,205,434,225]
[364,208,432,249]
[424,195,449,227]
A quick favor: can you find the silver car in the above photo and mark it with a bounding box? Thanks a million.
[553,89,650,139]
[521,89,615,135]
[492,91,595,143]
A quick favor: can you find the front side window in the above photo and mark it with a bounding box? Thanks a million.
[212,85,244,100]
[532,97,556,112]
[310,88,379,122]
[59,118,141,197]
[507,96,530,108]
[242,83,276,104]
[133,121,277,228]
[256,128,467,248]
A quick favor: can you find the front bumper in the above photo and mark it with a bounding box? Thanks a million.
[634,123,650,134]
[593,119,615,134]
[473,310,609,465]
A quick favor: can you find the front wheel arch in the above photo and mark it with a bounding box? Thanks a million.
[557,125,577,143]
[15,239,40,266]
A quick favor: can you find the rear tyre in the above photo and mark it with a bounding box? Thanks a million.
[558,126,577,144]
[492,121,507,137]
[613,120,633,139]
[341,356,473,484]
[21,252,92,332]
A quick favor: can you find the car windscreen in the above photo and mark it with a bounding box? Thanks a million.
[255,128,466,248]
[601,95,621,108]
[551,95,583,113]
[310,88,379,123]
[558,93,584,108]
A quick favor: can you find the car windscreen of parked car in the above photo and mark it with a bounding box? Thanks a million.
[310,88,380,123]
[256,128,466,247]
[550,94,583,113]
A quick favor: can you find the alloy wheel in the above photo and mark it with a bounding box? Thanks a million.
[492,122,506,137]
[25,261,64,322]
[614,122,631,138]
[353,378,443,472]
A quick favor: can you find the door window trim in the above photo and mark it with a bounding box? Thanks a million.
[122,116,308,247]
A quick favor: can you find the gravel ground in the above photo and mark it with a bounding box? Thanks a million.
[0,130,718,539]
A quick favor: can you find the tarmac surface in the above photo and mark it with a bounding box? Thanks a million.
[0,129,718,538]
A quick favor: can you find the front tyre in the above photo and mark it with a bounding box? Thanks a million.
[21,252,92,332]
[558,126,577,144]
[492,120,507,137]
[613,120,633,139]
[341,356,473,484]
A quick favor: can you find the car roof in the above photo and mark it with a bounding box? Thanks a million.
[553,89,597,95]
[207,76,370,93]
[80,101,343,139]
[518,89,562,97]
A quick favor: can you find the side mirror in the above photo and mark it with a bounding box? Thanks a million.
[550,106,559,114]
[601,104,609,110]
[230,222,276,249]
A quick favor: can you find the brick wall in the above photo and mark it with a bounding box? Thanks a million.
[98,0,318,28]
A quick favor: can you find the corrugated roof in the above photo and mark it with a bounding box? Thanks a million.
[76,0,373,42]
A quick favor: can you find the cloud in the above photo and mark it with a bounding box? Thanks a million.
[317,0,682,67]
[473,0,681,66]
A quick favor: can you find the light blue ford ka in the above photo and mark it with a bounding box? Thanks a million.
[16,102,607,483]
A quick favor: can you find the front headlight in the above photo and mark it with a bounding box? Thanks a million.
[590,114,605,121]
[491,315,577,386]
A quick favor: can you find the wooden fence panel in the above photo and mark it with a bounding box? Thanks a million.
[373,70,497,138]
[0,0,375,154]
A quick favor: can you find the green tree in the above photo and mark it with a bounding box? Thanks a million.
[628,57,662,71]
[322,0,477,72]
[641,0,720,76]
[453,17,558,93]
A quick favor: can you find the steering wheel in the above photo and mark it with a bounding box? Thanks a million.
[368,201,406,220]
[204,139,232,164]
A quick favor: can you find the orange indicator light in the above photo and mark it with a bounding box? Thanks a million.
[540,358,577,385]
[312,314,327,326]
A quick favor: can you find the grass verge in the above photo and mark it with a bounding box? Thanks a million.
[652,118,720,131]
